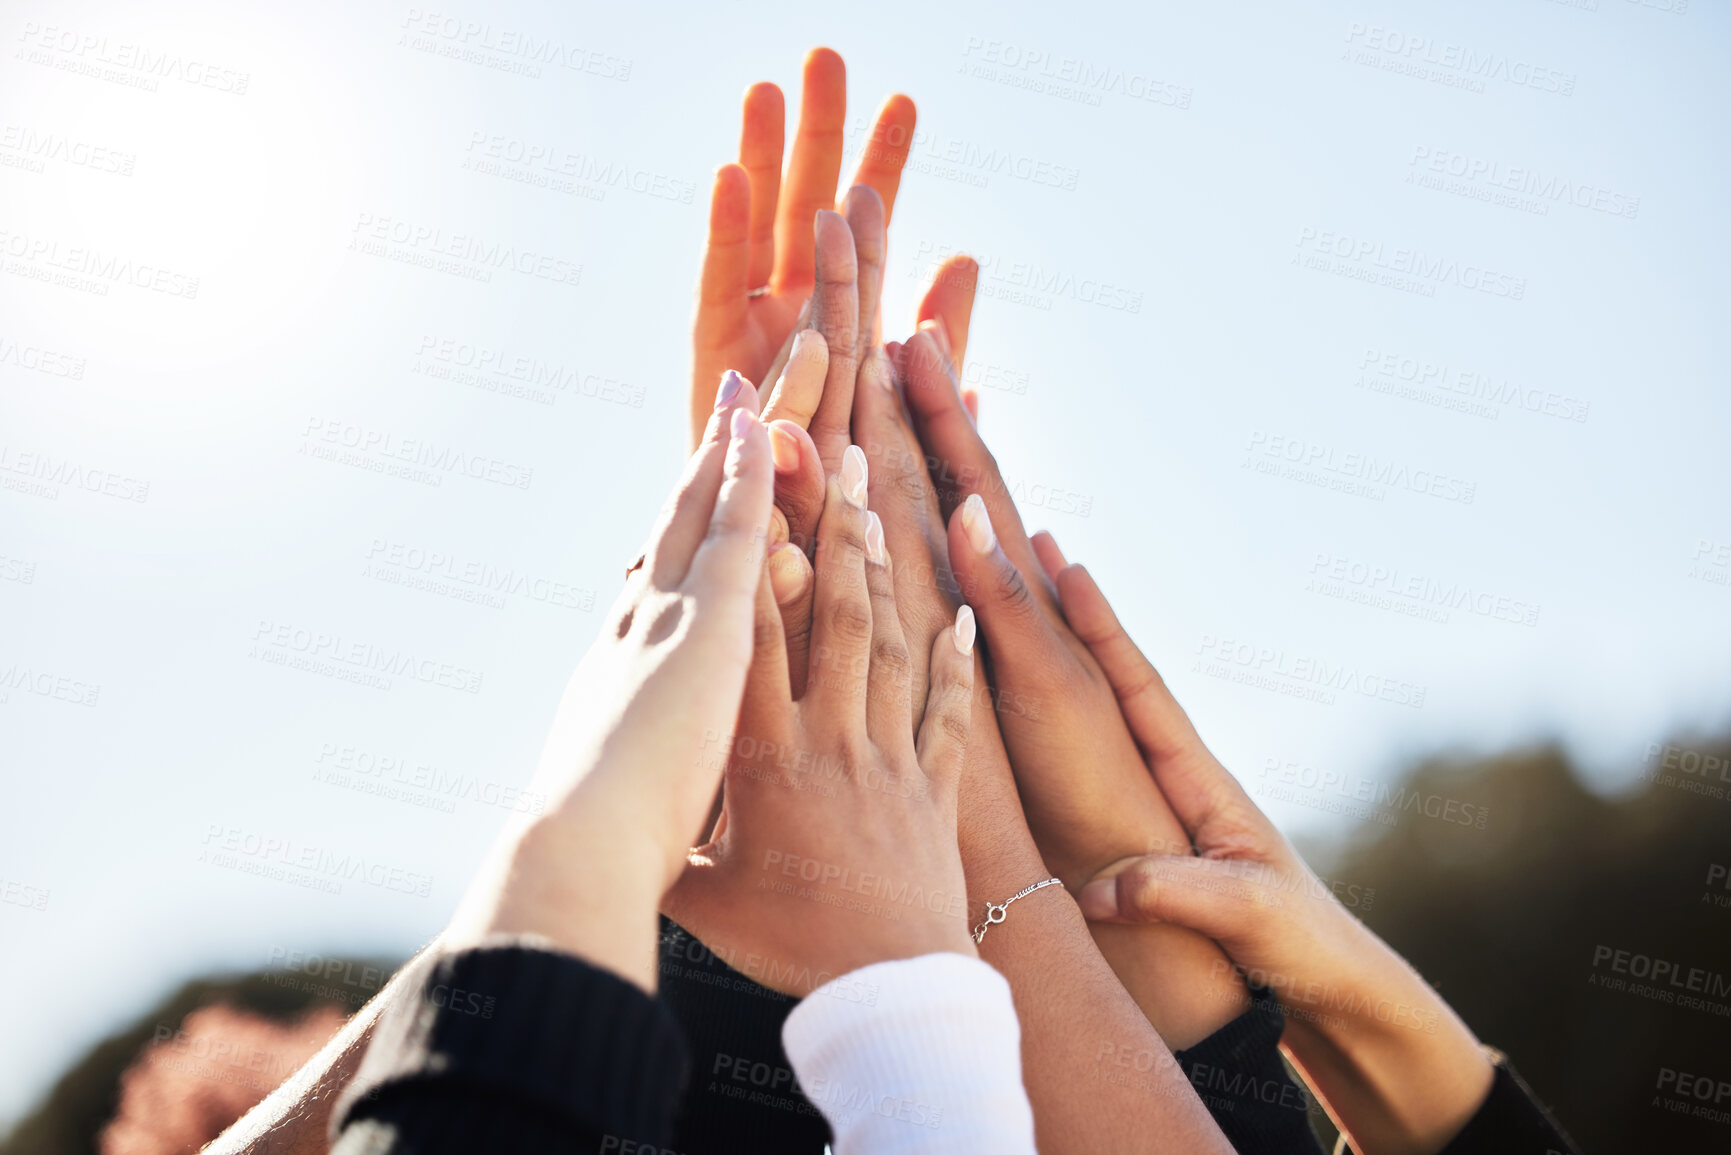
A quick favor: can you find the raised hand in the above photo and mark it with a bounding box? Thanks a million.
[663,445,980,993]
[893,321,1250,1046]
[443,375,775,992]
[1056,559,1497,1155]
[689,47,917,452]
[844,328,1232,1155]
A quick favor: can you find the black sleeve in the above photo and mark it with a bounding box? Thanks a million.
[656,917,832,1154]
[331,944,688,1155]
[1437,1051,1581,1155]
[1174,985,1327,1155]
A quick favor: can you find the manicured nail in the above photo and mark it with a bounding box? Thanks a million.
[960,494,996,554]
[1078,879,1119,921]
[768,423,800,472]
[789,328,824,359]
[715,369,744,409]
[953,604,975,656]
[864,511,887,565]
[919,316,951,360]
[767,543,808,604]
[840,444,868,506]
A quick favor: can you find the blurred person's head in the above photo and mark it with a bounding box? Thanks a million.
[99,1003,345,1155]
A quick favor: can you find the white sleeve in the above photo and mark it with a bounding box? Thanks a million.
[781,952,1037,1155]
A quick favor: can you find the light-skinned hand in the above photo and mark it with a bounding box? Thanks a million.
[443,376,774,993]
[664,442,980,993]
[690,47,915,458]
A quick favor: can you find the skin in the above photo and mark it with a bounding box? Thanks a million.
[690,48,917,457]
[1054,556,1496,1155]
[440,390,780,988]
[687,169,1234,1145]
[895,324,1250,1047]
[664,449,982,990]
[213,381,781,1151]
[751,171,1246,1048]
[844,340,1233,1154]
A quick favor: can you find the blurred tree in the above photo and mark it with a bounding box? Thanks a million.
[1302,737,1731,1153]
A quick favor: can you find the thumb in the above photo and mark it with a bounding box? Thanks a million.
[1077,853,1282,944]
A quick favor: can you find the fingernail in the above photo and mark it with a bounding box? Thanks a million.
[864,511,887,565]
[919,316,951,359]
[768,423,800,472]
[767,544,808,604]
[715,369,744,409]
[953,604,975,656]
[730,406,756,439]
[960,494,996,555]
[840,444,868,506]
[1078,879,1119,921]
[789,328,824,358]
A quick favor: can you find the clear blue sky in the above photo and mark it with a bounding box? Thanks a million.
[2,0,1728,1125]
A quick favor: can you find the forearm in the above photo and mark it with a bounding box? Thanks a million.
[1278,920,1494,1155]
[958,752,1233,1155]
[1019,741,1251,1047]
[1071,790,1251,1048]
[448,811,668,993]
[207,945,439,1155]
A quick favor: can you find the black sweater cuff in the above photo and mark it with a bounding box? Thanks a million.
[334,944,689,1154]
[1438,1053,1580,1155]
[1175,985,1325,1154]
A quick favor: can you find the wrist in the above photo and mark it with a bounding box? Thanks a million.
[451,813,669,992]
[1279,924,1494,1153]
[1028,796,1194,891]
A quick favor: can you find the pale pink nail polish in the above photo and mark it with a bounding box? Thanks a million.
[840,445,868,506]
[953,604,976,656]
[961,494,996,554]
[715,369,744,409]
[865,511,887,565]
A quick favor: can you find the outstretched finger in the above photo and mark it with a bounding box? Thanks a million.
[690,166,753,446]
[862,511,916,748]
[651,371,760,589]
[773,47,847,291]
[735,561,793,773]
[914,255,978,373]
[739,82,785,292]
[767,541,815,699]
[915,606,976,803]
[1052,557,1252,833]
[944,494,1062,688]
[847,94,916,225]
[843,184,886,352]
[904,328,1056,609]
[805,210,861,474]
[850,345,955,702]
[683,407,776,633]
[768,419,825,556]
[803,445,872,727]
[761,329,828,431]
[1029,530,1067,584]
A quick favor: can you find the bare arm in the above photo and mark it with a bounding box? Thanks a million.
[960,723,1233,1155]
[850,342,1231,1154]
